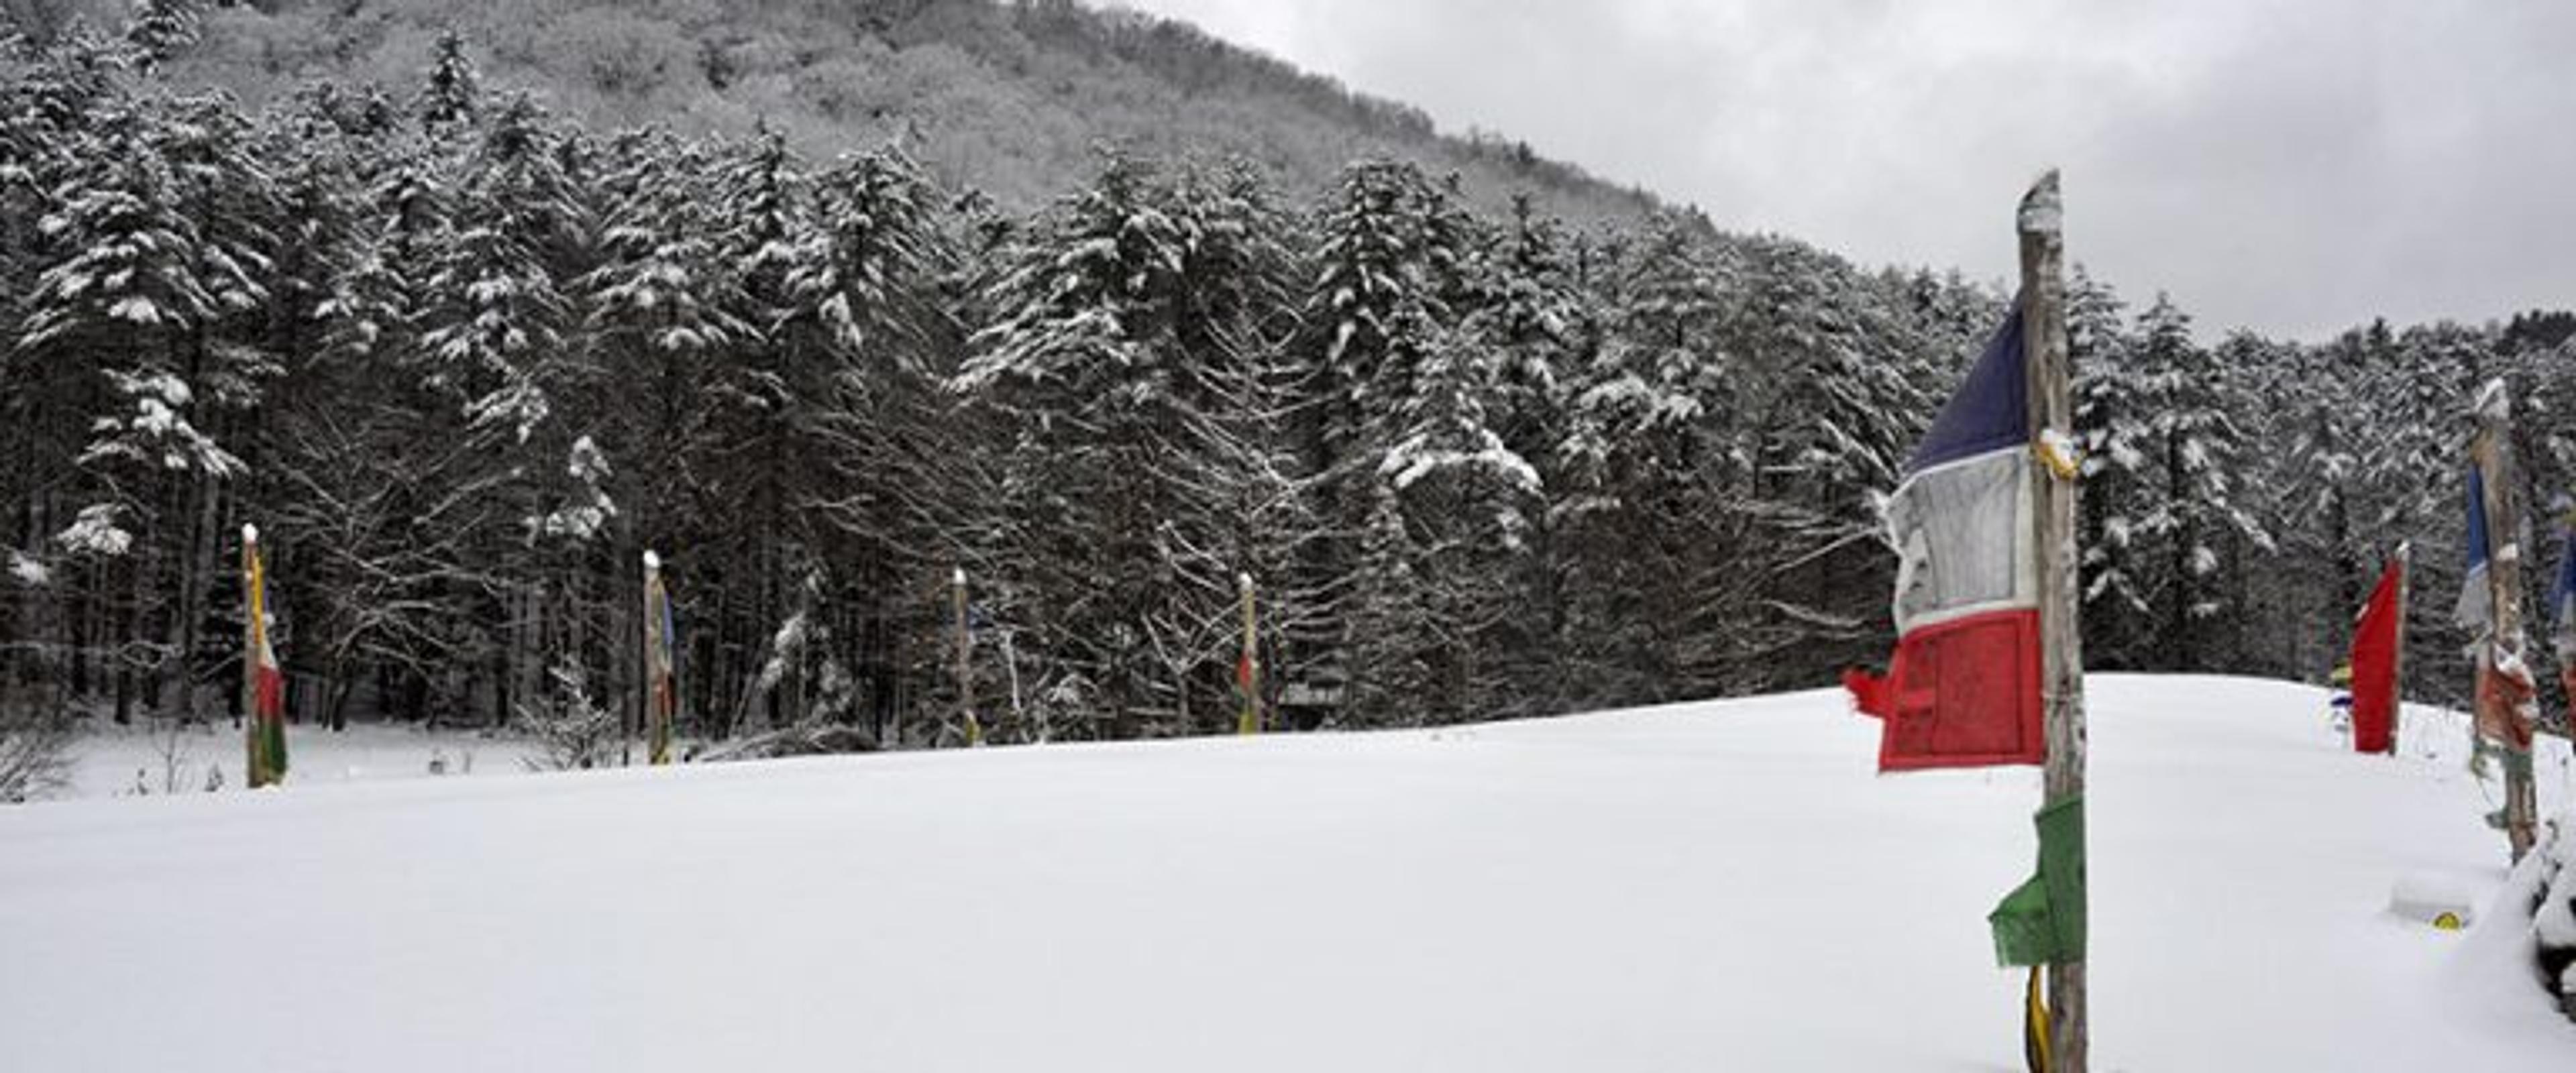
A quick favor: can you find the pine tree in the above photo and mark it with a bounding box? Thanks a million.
[2130,293,2270,669]
[1368,317,1538,723]
[684,125,826,736]
[1150,160,1316,728]
[1729,236,1929,684]
[276,121,450,728]
[773,146,959,740]
[1303,160,1462,473]
[2068,266,2153,667]
[411,94,594,727]
[1297,160,1483,720]
[417,30,480,131]
[122,0,203,76]
[584,129,735,541]
[1472,192,1579,714]
[958,152,1203,736]
[418,103,576,440]
[17,114,241,722]
[2206,330,2306,675]
[1558,211,1738,701]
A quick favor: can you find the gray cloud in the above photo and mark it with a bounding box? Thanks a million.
[1117,0,2576,339]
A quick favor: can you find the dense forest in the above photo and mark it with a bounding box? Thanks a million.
[3,7,2573,763]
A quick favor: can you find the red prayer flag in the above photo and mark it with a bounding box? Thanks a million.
[1842,667,1892,719]
[1875,609,2043,771]
[2477,657,2536,752]
[2347,559,2402,754]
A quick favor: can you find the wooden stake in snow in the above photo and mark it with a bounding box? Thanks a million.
[2390,542,2410,755]
[2017,170,2090,1073]
[1236,572,1260,736]
[242,523,259,780]
[953,566,981,747]
[2470,388,2538,860]
[641,550,676,766]
[239,523,290,788]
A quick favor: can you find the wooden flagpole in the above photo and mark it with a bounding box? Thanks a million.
[643,549,672,766]
[2471,392,2538,860]
[631,550,647,767]
[2389,541,2410,756]
[241,524,260,786]
[1237,572,1260,736]
[2018,170,2089,1072]
[954,566,981,746]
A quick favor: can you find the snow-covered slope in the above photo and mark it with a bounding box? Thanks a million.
[3,675,2571,1070]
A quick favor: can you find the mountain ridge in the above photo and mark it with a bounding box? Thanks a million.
[6,0,1670,225]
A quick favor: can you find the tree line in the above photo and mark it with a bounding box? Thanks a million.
[3,23,2571,761]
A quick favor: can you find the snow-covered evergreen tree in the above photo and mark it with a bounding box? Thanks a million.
[2068,266,2154,667]
[2129,293,2271,669]
[419,95,582,439]
[1557,211,1739,701]
[409,94,600,726]
[1367,319,1538,723]
[1150,160,1316,726]
[1729,235,1930,683]
[416,30,479,131]
[959,152,1210,735]
[121,0,203,76]
[1297,160,1513,722]
[16,108,254,722]
[1465,193,1583,713]
[1303,160,1462,473]
[771,146,957,740]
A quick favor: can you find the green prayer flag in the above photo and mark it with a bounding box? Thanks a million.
[260,718,288,782]
[1989,794,2085,967]
[1990,874,2055,968]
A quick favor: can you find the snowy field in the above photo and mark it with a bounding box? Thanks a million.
[4,675,2574,1071]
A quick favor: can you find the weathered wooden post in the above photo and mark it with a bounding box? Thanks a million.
[2390,542,2410,755]
[239,523,289,787]
[241,524,260,783]
[641,550,675,765]
[627,551,644,767]
[2471,388,2538,860]
[2018,170,2089,1072]
[953,565,981,746]
[1236,572,1260,736]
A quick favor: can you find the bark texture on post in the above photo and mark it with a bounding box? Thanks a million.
[1237,572,1261,736]
[2471,398,2538,861]
[642,550,674,766]
[629,551,647,767]
[240,526,258,783]
[2017,170,2088,1073]
[2390,542,2410,756]
[953,566,980,746]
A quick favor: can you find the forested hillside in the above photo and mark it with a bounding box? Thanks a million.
[1,7,2571,754]
[4,0,1655,222]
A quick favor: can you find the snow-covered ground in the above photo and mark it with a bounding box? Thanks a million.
[3,675,2573,1070]
[55,719,536,799]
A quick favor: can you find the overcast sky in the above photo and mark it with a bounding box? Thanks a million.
[1116,0,2573,340]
